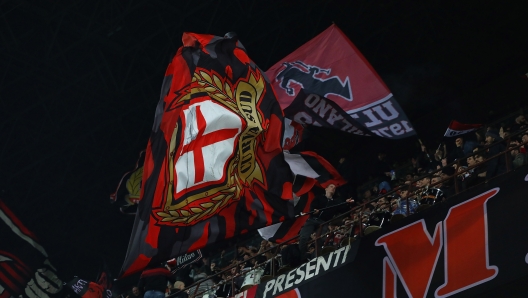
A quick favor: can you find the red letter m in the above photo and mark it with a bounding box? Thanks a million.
[376,188,499,298]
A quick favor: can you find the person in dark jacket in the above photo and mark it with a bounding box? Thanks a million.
[484,130,509,180]
[137,265,175,298]
[169,281,188,298]
[298,184,353,260]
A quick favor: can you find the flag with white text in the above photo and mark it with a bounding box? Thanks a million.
[266,24,415,140]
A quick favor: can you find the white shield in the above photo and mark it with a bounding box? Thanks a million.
[175,100,242,193]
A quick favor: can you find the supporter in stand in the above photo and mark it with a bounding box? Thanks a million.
[298,184,354,261]
[359,188,373,205]
[323,221,340,247]
[511,114,528,132]
[510,144,527,168]
[474,152,488,179]
[475,130,485,145]
[433,144,447,170]
[169,281,188,298]
[448,137,478,165]
[188,264,215,298]
[484,129,509,180]
[138,265,175,298]
[237,245,258,260]
[521,133,528,153]
[418,143,440,173]
[126,286,143,298]
[373,152,393,193]
[211,249,228,271]
[172,264,193,291]
[500,126,511,140]
[461,154,481,189]
[439,166,456,198]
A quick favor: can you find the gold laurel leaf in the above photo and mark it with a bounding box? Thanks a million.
[225,83,233,98]
[213,75,223,90]
[180,210,190,216]
[161,218,174,222]
[126,167,143,196]
[194,73,201,80]
[211,195,224,201]
[188,213,200,223]
[204,86,217,92]
[198,81,206,86]
[156,212,171,218]
[201,202,214,208]
[200,71,212,83]
[214,93,227,100]
[169,211,180,217]
[196,212,209,221]
[190,207,203,214]
[219,199,230,208]
[172,218,187,223]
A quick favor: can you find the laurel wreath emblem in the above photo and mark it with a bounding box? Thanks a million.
[154,68,265,225]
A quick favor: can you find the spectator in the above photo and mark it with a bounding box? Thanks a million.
[138,265,175,298]
[510,114,528,132]
[357,188,372,205]
[484,129,508,180]
[474,152,487,179]
[188,265,215,298]
[372,152,392,193]
[169,281,188,298]
[521,133,528,154]
[298,184,353,261]
[462,154,483,188]
[126,286,143,298]
[439,166,456,198]
[510,145,527,169]
[173,264,193,290]
[448,137,478,164]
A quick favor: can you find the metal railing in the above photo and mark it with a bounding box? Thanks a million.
[169,126,528,298]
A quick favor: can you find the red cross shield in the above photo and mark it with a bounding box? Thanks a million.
[174,99,242,193]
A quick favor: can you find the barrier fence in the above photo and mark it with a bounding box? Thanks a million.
[168,125,528,298]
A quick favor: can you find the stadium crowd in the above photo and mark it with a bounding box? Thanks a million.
[124,111,528,298]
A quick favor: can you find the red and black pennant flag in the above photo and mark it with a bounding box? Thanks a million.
[444,120,483,137]
[120,32,300,277]
[0,200,62,298]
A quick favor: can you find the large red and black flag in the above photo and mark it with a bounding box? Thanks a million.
[260,151,346,243]
[120,32,299,277]
[266,24,416,146]
[0,200,62,298]
[258,191,315,244]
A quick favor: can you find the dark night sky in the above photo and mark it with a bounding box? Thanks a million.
[1,0,528,285]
